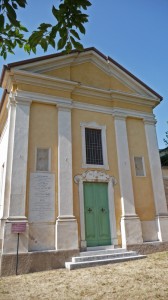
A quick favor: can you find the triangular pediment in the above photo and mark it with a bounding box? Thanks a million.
[4,48,161,101]
[40,62,135,94]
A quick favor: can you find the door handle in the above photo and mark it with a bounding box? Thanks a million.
[88,208,92,213]
[101,208,106,213]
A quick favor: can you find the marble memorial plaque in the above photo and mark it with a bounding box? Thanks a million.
[29,172,55,222]
[36,148,49,171]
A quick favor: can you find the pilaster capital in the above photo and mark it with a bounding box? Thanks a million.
[143,115,156,125]
[7,92,32,109]
[57,102,72,111]
[6,94,16,111]
[112,110,127,121]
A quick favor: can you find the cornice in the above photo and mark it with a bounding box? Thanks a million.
[13,52,80,73]
[73,84,158,107]
[73,84,111,101]
[13,90,72,107]
[10,70,78,92]
[107,60,159,100]
[13,90,155,122]
[8,69,157,107]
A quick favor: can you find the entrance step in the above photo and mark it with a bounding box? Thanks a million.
[65,248,146,270]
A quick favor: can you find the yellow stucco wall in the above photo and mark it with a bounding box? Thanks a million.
[43,62,136,94]
[45,66,71,80]
[26,103,58,217]
[25,107,156,244]
[126,118,155,220]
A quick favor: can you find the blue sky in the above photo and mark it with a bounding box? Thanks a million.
[0,0,167,148]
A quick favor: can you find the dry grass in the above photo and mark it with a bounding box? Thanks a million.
[0,251,168,300]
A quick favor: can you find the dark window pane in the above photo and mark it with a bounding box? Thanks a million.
[85,128,103,165]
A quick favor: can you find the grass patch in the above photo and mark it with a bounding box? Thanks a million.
[0,251,168,299]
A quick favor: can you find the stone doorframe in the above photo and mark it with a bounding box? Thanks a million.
[74,170,118,250]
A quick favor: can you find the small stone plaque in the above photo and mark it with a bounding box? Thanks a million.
[29,172,55,222]
[12,222,26,233]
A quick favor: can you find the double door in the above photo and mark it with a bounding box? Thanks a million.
[84,182,111,247]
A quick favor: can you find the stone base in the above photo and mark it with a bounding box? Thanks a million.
[141,220,158,242]
[121,215,143,248]
[127,241,168,255]
[56,216,78,250]
[2,219,29,254]
[0,249,79,277]
[29,223,55,251]
[156,215,168,242]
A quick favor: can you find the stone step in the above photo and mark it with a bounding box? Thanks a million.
[72,251,137,263]
[65,254,146,270]
[79,248,127,257]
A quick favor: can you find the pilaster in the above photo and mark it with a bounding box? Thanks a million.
[2,95,31,254]
[144,117,168,242]
[56,104,78,250]
[114,113,143,247]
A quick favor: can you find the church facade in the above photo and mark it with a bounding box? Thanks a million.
[0,48,168,275]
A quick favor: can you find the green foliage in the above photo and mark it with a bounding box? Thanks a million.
[160,153,168,166]
[0,0,28,58]
[163,121,168,146]
[0,0,92,59]
[164,131,168,145]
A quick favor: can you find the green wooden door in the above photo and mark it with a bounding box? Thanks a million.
[84,182,111,247]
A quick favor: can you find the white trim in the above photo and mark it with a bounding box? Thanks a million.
[57,106,73,217]
[114,115,137,216]
[133,156,146,177]
[35,147,51,173]
[12,52,79,72]
[74,170,118,248]
[12,90,157,125]
[13,90,156,123]
[144,121,168,215]
[8,49,160,100]
[73,84,158,106]
[80,121,109,170]
[12,69,78,92]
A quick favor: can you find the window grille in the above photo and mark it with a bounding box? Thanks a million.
[85,128,103,165]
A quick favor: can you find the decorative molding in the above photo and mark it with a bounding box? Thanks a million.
[113,112,127,120]
[74,170,118,248]
[11,90,156,124]
[107,59,159,100]
[57,103,72,111]
[6,50,160,104]
[14,90,72,107]
[74,170,117,185]
[6,95,16,111]
[19,53,79,73]
[73,84,158,107]
[143,116,157,125]
[12,69,78,92]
